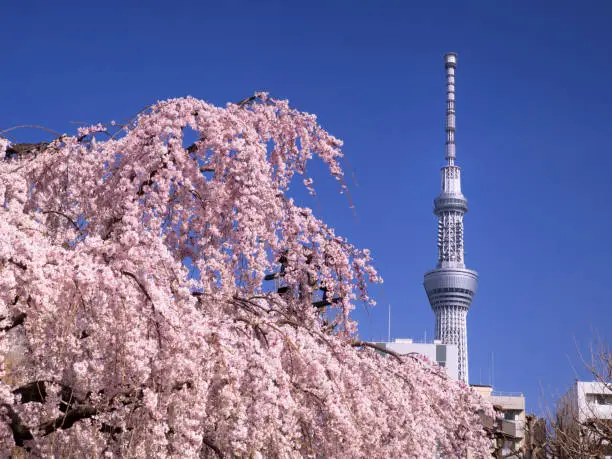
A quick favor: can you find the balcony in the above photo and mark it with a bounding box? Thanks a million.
[501,419,524,439]
[583,402,612,421]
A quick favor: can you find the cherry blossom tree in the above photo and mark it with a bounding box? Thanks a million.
[0,94,492,457]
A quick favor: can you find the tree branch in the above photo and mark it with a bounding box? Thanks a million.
[3,142,50,161]
[40,405,98,436]
[6,258,27,270]
[120,270,175,347]
[1,403,33,446]
[201,436,224,458]
[235,95,258,108]
[0,312,26,332]
[41,210,81,232]
[351,341,403,363]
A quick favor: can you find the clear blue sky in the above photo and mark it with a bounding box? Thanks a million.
[3,0,611,413]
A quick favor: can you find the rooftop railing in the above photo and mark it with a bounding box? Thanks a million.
[391,338,445,345]
[491,391,524,397]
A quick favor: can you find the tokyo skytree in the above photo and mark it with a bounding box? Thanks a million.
[423,53,478,384]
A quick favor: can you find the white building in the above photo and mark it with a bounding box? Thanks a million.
[372,338,459,380]
[556,380,612,457]
[558,380,612,424]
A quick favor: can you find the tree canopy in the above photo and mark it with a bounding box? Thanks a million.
[0,94,492,457]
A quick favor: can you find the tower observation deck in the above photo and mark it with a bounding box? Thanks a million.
[423,53,478,384]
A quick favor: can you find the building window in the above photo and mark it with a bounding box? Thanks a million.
[504,410,520,421]
[436,345,447,362]
[588,393,612,405]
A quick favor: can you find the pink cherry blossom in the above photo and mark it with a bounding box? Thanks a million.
[0,93,492,457]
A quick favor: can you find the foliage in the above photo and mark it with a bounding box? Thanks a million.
[0,94,492,457]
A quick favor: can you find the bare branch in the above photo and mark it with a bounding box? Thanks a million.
[0,125,61,137]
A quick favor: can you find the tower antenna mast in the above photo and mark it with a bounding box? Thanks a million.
[423,53,479,384]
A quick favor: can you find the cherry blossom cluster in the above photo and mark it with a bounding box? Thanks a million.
[0,94,492,457]
[76,123,106,138]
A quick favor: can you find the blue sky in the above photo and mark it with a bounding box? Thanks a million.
[3,0,611,413]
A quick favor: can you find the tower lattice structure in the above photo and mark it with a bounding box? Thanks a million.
[423,53,478,384]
